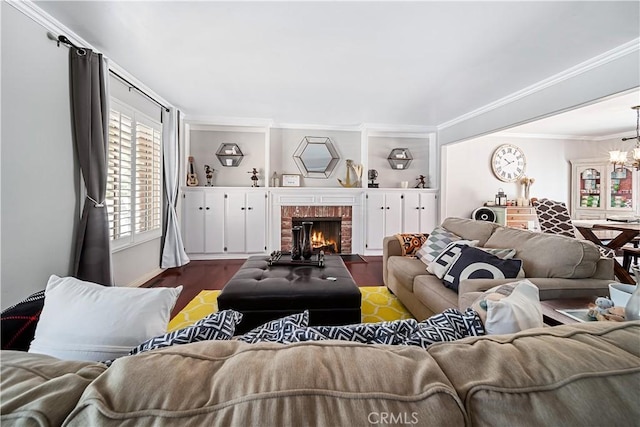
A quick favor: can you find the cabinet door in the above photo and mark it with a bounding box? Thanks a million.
[366,193,386,251]
[204,191,225,253]
[574,164,605,210]
[183,190,205,253]
[606,165,635,212]
[245,191,267,253]
[225,192,247,253]
[402,192,421,232]
[385,192,403,237]
[419,192,437,233]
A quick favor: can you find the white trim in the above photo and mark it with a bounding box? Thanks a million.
[273,122,361,132]
[187,123,269,133]
[184,115,274,128]
[362,123,437,134]
[494,129,638,142]
[367,131,433,139]
[124,267,165,288]
[438,38,640,131]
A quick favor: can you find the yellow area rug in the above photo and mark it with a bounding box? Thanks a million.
[168,286,414,332]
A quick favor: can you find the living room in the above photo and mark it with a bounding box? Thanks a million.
[2,2,639,425]
[3,1,639,308]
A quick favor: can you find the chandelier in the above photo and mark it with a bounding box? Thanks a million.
[610,105,640,171]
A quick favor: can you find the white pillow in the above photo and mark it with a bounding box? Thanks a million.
[29,275,182,362]
[481,279,543,335]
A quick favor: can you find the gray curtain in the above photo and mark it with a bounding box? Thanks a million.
[69,47,113,285]
[160,108,190,268]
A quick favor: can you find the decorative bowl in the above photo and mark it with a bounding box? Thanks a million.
[608,283,636,307]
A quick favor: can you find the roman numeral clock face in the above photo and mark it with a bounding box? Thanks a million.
[491,144,526,182]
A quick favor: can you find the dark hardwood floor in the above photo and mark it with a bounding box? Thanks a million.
[142,255,384,318]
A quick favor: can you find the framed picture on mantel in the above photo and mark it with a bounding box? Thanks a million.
[282,174,301,187]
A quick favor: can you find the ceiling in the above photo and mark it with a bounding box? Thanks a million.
[34,1,640,132]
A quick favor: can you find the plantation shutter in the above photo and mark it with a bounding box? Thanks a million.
[107,109,133,240]
[135,122,162,234]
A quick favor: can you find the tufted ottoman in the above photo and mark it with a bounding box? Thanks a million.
[218,255,361,334]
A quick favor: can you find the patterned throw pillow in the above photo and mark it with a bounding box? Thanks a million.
[405,308,485,349]
[288,320,421,345]
[237,311,309,344]
[442,246,523,293]
[426,240,478,279]
[129,310,243,355]
[415,227,461,265]
[395,233,429,257]
[1,290,45,351]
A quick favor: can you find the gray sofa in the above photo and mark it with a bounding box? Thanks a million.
[384,217,615,320]
[1,321,638,426]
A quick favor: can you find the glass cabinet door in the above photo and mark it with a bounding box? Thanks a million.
[608,166,634,210]
[577,166,603,209]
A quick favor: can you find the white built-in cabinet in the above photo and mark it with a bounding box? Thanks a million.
[364,189,438,252]
[570,159,639,219]
[365,192,403,251]
[182,187,267,258]
[182,188,225,254]
[224,190,268,254]
[403,192,438,233]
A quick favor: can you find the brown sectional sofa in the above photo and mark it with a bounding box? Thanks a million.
[384,217,615,320]
[1,321,638,426]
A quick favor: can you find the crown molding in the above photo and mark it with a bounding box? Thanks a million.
[492,132,592,141]
[438,38,640,131]
[272,122,361,132]
[184,116,274,129]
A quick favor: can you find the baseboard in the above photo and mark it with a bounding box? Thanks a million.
[125,268,165,288]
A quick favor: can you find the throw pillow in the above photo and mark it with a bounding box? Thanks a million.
[442,246,523,293]
[1,290,45,351]
[395,233,429,257]
[471,279,543,334]
[237,311,309,344]
[426,240,479,279]
[288,320,420,346]
[415,226,461,265]
[28,275,182,362]
[129,310,243,355]
[478,247,517,259]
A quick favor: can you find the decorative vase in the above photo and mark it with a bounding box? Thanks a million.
[626,266,640,321]
[291,226,301,260]
[301,221,314,260]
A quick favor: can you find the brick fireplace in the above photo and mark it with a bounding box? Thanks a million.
[281,206,352,254]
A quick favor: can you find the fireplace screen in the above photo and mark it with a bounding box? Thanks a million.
[292,217,341,254]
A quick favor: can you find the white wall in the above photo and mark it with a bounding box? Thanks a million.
[441,134,632,220]
[1,4,167,308]
[270,128,361,188]
[1,3,79,309]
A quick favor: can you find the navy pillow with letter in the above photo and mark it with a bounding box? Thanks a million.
[442,246,522,292]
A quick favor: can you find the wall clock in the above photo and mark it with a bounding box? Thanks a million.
[491,144,526,182]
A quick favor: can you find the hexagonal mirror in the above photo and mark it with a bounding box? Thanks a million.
[293,136,340,178]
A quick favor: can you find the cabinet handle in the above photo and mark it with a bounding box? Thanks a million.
[205,207,210,210]
[199,207,203,210]
[386,207,390,210]
[241,207,245,210]
[247,207,253,210]
[416,207,420,210]
[380,207,384,210]
[421,207,425,210]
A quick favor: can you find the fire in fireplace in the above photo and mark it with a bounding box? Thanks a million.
[292,217,341,254]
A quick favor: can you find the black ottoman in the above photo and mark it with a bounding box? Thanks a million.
[218,255,361,334]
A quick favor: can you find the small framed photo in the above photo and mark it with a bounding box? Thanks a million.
[282,174,301,187]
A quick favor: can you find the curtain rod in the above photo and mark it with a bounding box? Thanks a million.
[48,32,170,113]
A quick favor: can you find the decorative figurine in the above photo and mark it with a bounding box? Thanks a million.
[415,175,427,188]
[338,159,363,188]
[204,165,215,186]
[368,169,379,188]
[248,168,259,187]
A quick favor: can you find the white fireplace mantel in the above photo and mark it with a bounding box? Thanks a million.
[270,188,365,254]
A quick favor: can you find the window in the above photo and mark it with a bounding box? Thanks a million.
[107,99,162,249]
